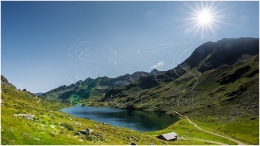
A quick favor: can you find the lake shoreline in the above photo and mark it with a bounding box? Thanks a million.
[87,101,179,118]
[61,104,180,132]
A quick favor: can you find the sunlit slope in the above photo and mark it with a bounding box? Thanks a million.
[92,54,258,118]
[0,77,172,145]
[89,38,259,144]
[1,76,252,145]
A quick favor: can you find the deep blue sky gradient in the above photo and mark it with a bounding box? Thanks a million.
[1,1,259,92]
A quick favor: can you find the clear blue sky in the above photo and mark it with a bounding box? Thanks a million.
[1,1,259,93]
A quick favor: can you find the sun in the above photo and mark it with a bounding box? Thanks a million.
[183,2,227,39]
[197,10,212,25]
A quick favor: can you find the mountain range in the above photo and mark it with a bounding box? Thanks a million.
[41,71,152,102]
[96,38,259,115]
[42,37,259,107]
[87,37,259,144]
[1,37,259,144]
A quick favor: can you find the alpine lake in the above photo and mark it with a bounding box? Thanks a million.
[61,104,179,132]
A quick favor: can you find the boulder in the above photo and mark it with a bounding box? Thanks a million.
[77,128,94,135]
[86,128,94,134]
[78,130,88,135]
[13,113,35,120]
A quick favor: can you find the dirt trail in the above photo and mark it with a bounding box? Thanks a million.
[173,111,246,145]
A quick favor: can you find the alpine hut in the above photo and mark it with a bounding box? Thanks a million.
[156,132,178,141]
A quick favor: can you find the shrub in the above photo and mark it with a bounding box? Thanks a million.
[60,122,74,131]
[59,130,67,135]
[86,135,94,141]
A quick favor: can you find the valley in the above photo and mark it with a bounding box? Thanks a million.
[2,76,241,145]
[1,37,259,145]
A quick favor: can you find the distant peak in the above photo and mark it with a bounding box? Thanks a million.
[151,69,159,72]
[150,69,159,76]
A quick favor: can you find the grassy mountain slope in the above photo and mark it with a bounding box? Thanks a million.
[0,76,168,145]
[2,37,258,145]
[88,38,259,144]
[2,76,243,145]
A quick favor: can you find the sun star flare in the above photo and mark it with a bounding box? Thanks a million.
[197,10,212,25]
[184,2,227,39]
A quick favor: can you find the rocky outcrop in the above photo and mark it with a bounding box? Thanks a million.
[150,69,159,76]
[1,75,16,89]
[218,65,251,85]
[13,113,35,120]
[76,128,94,135]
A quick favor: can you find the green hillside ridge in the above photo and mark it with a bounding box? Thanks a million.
[2,76,244,145]
[0,77,167,145]
[41,71,150,102]
[86,38,259,144]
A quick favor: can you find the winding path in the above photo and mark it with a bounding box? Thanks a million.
[173,111,246,145]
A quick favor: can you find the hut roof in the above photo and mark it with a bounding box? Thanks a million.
[161,132,178,140]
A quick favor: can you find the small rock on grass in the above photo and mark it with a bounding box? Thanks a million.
[33,138,40,141]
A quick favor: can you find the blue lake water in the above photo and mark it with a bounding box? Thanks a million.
[61,105,179,132]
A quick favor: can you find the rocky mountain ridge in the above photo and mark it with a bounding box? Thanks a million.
[42,37,259,106]
[92,37,259,121]
[41,71,150,102]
